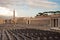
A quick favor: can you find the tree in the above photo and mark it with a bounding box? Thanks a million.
[36,11,60,17]
[43,12,48,13]
[56,11,60,13]
[38,13,44,16]
[45,11,56,15]
[53,12,56,15]
[36,12,48,16]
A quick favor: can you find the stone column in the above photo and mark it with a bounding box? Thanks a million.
[58,18,60,27]
[55,18,58,27]
[51,19,54,27]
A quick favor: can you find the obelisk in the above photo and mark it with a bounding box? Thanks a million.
[13,9,15,20]
[13,9,15,27]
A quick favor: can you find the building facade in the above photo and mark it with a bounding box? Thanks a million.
[0,14,60,27]
[28,14,60,27]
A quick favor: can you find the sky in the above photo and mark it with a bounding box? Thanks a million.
[0,0,60,17]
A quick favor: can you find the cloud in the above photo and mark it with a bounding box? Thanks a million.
[0,0,58,9]
[0,7,13,16]
[0,0,59,17]
[25,0,58,8]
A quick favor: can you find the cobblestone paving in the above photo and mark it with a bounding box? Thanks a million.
[0,29,60,40]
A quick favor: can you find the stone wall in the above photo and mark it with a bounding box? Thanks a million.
[16,18,26,24]
[0,18,4,24]
[29,18,51,27]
